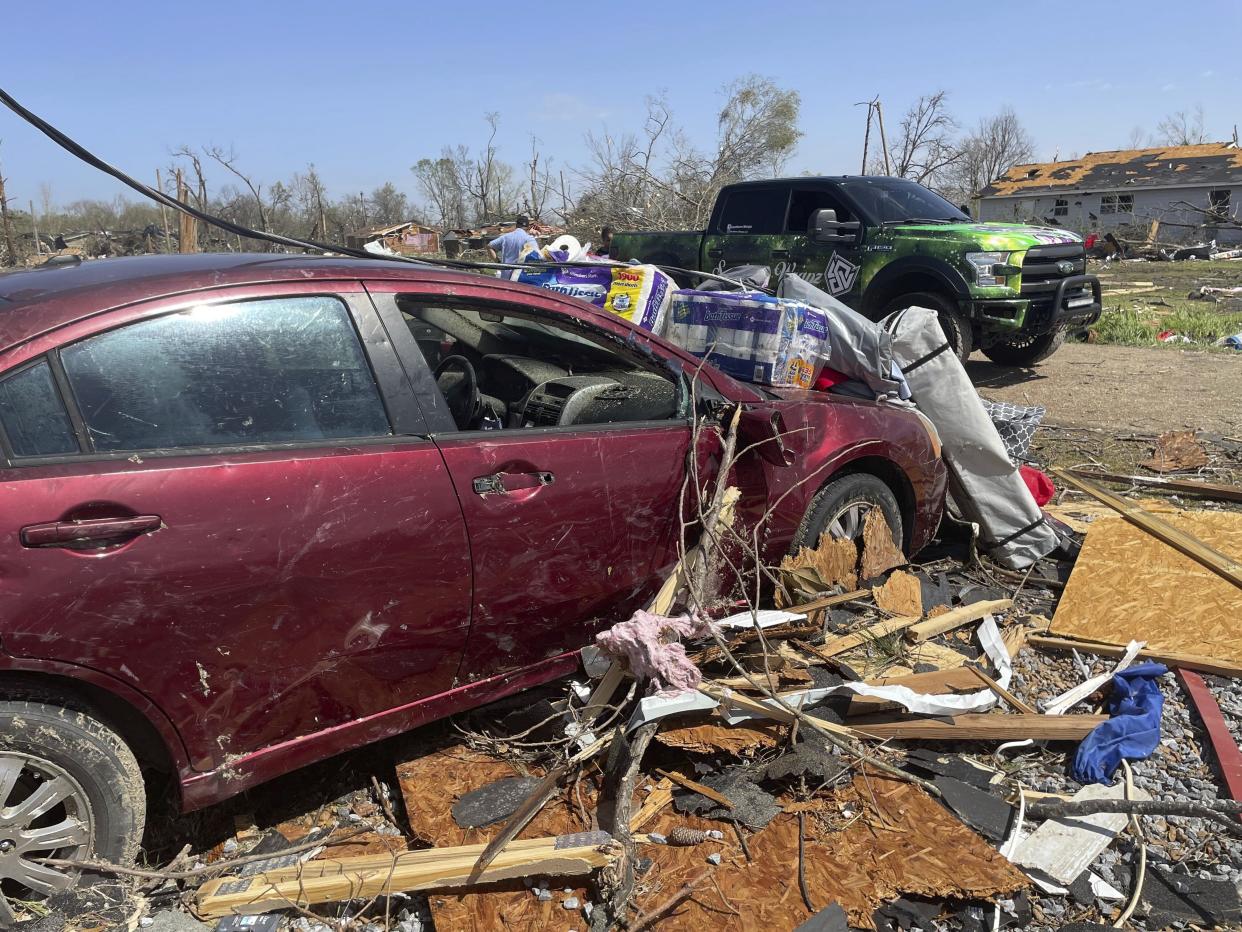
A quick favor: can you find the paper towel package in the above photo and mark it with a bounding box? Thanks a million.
[509,263,673,333]
[666,290,830,388]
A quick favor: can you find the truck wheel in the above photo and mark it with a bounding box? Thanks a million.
[982,329,1065,366]
[881,291,973,362]
[0,698,145,923]
[793,473,903,556]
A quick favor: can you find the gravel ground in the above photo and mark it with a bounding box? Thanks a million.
[1003,648,1242,929]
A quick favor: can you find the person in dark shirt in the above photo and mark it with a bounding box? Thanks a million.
[596,225,614,257]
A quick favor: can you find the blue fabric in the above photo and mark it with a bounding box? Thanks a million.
[489,228,536,264]
[1072,662,1168,784]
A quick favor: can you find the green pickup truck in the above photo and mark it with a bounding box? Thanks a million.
[611,176,1102,366]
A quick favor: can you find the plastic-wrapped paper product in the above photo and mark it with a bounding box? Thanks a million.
[510,263,673,333]
[666,290,829,388]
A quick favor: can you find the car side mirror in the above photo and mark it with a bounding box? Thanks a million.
[810,208,862,245]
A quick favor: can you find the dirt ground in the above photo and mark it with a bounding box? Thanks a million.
[967,341,1242,434]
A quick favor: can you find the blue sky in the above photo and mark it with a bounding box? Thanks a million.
[1,0,1238,211]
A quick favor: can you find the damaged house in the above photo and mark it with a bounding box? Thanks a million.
[975,141,1242,244]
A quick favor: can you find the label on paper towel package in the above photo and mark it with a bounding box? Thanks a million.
[667,290,829,388]
[511,264,673,333]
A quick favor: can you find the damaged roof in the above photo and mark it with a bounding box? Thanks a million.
[978,141,1242,198]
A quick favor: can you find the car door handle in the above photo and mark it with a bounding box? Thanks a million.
[771,249,789,258]
[706,248,724,259]
[20,515,163,548]
[472,472,554,496]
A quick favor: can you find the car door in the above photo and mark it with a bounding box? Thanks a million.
[0,282,473,772]
[366,281,712,683]
[701,186,791,276]
[783,185,868,307]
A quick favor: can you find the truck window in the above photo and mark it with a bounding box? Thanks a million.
[786,190,855,233]
[715,188,788,234]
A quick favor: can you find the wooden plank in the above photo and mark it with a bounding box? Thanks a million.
[1069,469,1242,504]
[1012,783,1148,885]
[1177,670,1242,817]
[629,779,674,832]
[193,833,617,919]
[654,768,733,810]
[966,664,1038,714]
[697,682,859,738]
[1030,635,1242,679]
[814,614,922,657]
[785,588,871,618]
[849,713,1106,741]
[905,599,1013,643]
[1049,467,1242,591]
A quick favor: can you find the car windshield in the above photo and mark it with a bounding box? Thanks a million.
[838,178,969,225]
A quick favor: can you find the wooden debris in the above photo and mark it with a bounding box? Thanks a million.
[872,570,923,617]
[655,768,735,810]
[630,779,675,832]
[1176,670,1242,811]
[785,588,872,624]
[779,535,860,601]
[905,599,1013,643]
[1050,468,1242,591]
[1069,469,1242,504]
[815,614,921,658]
[850,713,1107,742]
[192,832,618,919]
[698,682,858,738]
[1013,782,1149,886]
[1030,635,1242,678]
[860,509,906,579]
[1142,429,1208,473]
[967,664,1038,714]
[654,719,784,755]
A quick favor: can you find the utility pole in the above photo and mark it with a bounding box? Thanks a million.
[176,169,199,253]
[155,169,173,253]
[29,200,41,255]
[858,101,873,174]
[0,147,16,266]
[874,100,892,175]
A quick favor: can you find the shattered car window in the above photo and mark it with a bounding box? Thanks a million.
[0,359,79,457]
[61,296,391,452]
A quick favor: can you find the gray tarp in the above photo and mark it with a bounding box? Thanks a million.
[882,306,1059,569]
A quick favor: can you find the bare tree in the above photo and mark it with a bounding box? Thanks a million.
[204,145,270,232]
[1126,125,1149,150]
[366,182,409,228]
[1156,105,1209,146]
[942,107,1036,204]
[413,146,471,229]
[876,91,960,184]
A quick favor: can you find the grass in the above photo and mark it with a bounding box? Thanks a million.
[1083,259,1242,350]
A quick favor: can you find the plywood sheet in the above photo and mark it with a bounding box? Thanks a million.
[654,719,785,755]
[1051,510,1242,664]
[633,774,1026,931]
[861,509,906,579]
[872,570,923,617]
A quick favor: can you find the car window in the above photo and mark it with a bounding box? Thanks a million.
[397,299,684,432]
[715,188,788,234]
[0,359,79,457]
[61,295,391,452]
[786,189,855,232]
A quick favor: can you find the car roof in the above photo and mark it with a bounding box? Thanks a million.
[0,253,534,353]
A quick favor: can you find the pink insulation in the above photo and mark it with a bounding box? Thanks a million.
[594,610,716,698]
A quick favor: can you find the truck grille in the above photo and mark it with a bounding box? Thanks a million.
[1020,244,1090,331]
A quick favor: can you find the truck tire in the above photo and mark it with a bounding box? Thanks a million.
[881,291,973,362]
[982,329,1065,366]
[793,473,903,557]
[0,698,145,922]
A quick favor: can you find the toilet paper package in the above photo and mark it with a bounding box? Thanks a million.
[510,263,674,333]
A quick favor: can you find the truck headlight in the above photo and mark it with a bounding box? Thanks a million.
[965,251,1011,287]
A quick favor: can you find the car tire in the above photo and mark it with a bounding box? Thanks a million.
[982,329,1065,367]
[881,291,973,362]
[793,473,903,556]
[0,698,145,922]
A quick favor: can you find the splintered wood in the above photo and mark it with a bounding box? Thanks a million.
[1142,429,1208,472]
[654,720,784,756]
[780,535,859,595]
[631,774,1026,930]
[860,509,906,579]
[1050,509,1242,666]
[872,569,922,617]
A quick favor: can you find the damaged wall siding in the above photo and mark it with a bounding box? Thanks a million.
[978,184,1240,243]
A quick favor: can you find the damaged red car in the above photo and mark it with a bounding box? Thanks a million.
[0,253,945,908]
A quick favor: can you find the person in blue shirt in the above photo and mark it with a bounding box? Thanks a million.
[488,216,537,265]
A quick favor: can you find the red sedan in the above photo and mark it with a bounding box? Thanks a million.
[0,253,944,910]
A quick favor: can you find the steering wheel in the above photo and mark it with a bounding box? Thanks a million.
[434,355,482,428]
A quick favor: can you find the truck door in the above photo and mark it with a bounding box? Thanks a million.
[701,186,790,277]
[783,187,867,308]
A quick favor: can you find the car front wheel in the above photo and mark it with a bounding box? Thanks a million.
[981,328,1065,366]
[0,698,145,924]
[794,473,904,555]
[881,291,973,363]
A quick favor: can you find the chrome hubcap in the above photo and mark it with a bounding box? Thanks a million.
[825,501,876,542]
[0,755,93,925]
